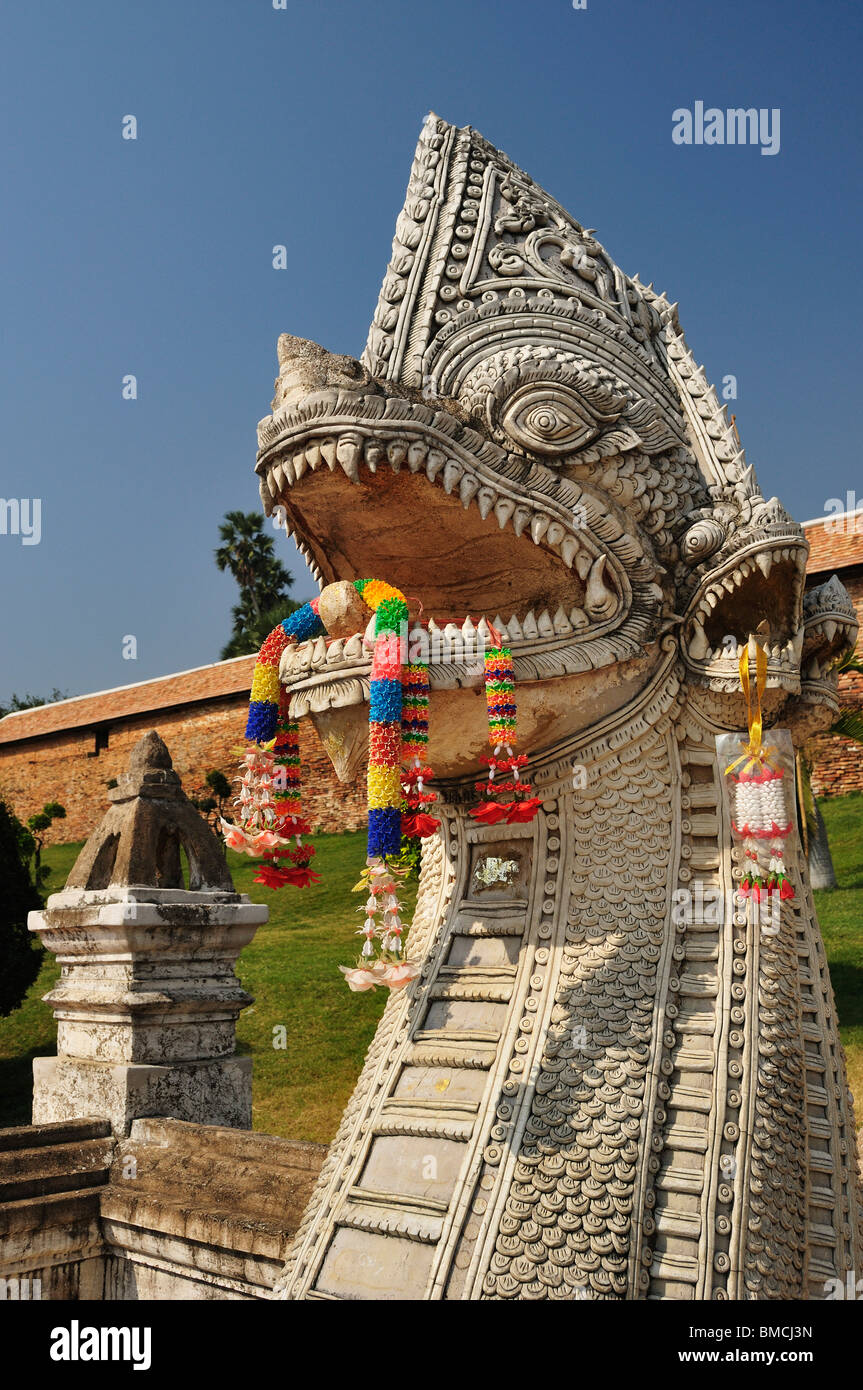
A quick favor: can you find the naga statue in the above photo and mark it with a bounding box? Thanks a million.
[253,115,861,1300]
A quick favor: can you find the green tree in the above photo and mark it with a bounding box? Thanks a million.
[26,802,67,889]
[0,798,44,1017]
[0,688,67,720]
[215,511,299,658]
[191,769,234,843]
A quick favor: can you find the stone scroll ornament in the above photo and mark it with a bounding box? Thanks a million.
[224,582,538,991]
[718,636,796,912]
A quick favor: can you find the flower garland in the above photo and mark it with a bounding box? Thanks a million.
[401,654,439,839]
[252,701,320,889]
[221,693,320,886]
[725,639,795,904]
[339,580,426,992]
[359,578,409,860]
[471,636,542,825]
[244,599,326,745]
[227,579,442,994]
[221,599,326,877]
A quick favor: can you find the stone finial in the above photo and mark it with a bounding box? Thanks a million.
[65,731,233,892]
[29,730,267,1135]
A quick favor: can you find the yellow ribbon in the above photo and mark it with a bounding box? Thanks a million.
[725,641,772,776]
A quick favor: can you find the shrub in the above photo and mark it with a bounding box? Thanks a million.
[0,798,44,1017]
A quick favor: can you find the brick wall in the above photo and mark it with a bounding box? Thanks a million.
[0,696,367,845]
[808,564,863,798]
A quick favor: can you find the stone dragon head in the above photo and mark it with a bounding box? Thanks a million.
[264,117,863,1304]
[255,113,856,782]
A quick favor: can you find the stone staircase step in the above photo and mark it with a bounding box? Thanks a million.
[428,970,515,1003]
[650,1251,700,1283]
[0,1136,114,1203]
[673,1010,716,1035]
[372,1111,475,1141]
[406,1040,498,1068]
[667,1084,712,1113]
[654,1166,704,1196]
[673,1049,716,1073]
[676,973,719,998]
[663,1123,708,1153]
[808,1149,834,1175]
[337,1201,444,1244]
[654,1209,702,1239]
[0,1118,110,1154]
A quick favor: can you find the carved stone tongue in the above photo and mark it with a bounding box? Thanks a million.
[309,705,370,783]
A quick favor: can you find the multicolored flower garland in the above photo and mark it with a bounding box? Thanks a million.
[227,580,443,993]
[245,599,326,745]
[401,656,439,839]
[360,578,409,860]
[472,638,542,825]
[339,580,427,991]
[220,695,320,886]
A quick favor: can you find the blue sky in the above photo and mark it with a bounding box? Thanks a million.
[1,0,861,701]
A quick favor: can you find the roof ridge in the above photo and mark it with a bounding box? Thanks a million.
[0,653,257,726]
[801,506,863,529]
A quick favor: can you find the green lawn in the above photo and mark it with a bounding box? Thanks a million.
[0,832,406,1143]
[1,799,861,1142]
[813,792,863,1111]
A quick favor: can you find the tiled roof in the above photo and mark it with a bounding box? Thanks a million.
[804,511,863,575]
[0,655,256,746]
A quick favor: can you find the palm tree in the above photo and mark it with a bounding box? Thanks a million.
[215,511,299,658]
[220,597,302,660]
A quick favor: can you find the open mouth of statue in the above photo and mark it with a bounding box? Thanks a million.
[682,541,808,682]
[251,341,667,777]
[254,403,665,699]
[261,450,619,637]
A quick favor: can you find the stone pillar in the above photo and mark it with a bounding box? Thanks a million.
[29,732,267,1136]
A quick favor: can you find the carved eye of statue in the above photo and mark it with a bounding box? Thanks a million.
[499,385,600,456]
[679,518,726,565]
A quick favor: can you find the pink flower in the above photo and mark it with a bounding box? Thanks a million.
[220,819,252,852]
[250,829,285,853]
[339,963,387,992]
[380,961,420,991]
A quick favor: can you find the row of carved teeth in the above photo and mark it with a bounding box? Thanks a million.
[691,545,801,617]
[803,655,832,681]
[805,617,850,647]
[281,607,604,675]
[262,433,618,609]
[688,627,804,667]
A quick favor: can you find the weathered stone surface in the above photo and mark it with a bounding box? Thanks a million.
[0,1117,326,1300]
[102,1119,326,1298]
[66,729,232,892]
[31,1056,253,1136]
[29,734,267,1136]
[264,115,863,1301]
[0,1117,111,1301]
